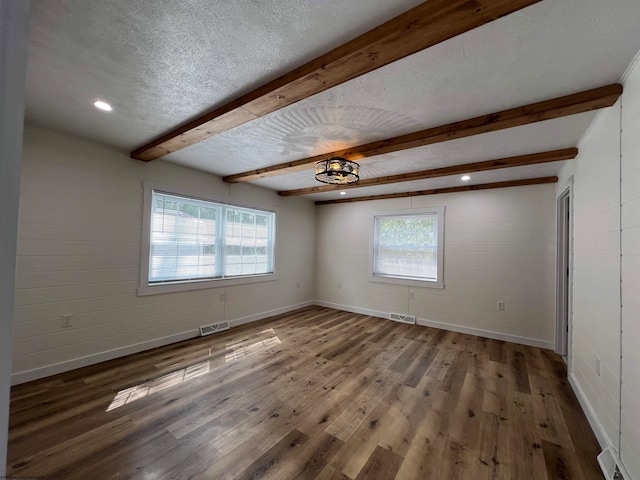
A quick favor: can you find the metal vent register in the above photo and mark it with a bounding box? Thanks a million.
[389,313,416,325]
[199,322,230,336]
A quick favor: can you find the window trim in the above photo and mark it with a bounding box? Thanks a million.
[369,207,445,289]
[139,181,278,296]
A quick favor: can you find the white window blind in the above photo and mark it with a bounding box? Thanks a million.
[149,191,275,284]
[372,208,444,288]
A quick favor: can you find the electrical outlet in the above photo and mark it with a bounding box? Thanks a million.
[219,293,225,302]
[497,301,506,311]
[61,314,73,328]
[296,282,300,289]
[595,357,601,376]
[338,283,342,290]
[409,291,415,300]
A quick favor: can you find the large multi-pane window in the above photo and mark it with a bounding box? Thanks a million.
[141,188,275,293]
[371,207,444,288]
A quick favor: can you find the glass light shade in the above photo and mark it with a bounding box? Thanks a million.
[315,157,360,185]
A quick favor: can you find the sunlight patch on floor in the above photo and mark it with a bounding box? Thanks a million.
[106,360,210,411]
[224,328,282,363]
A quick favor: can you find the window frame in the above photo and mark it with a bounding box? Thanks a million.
[369,207,445,289]
[139,182,278,296]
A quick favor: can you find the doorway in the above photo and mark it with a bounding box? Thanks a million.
[556,182,572,358]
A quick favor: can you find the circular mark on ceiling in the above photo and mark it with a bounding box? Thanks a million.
[250,106,418,157]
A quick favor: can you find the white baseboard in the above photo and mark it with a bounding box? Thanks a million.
[568,371,612,450]
[11,301,314,385]
[228,301,314,328]
[11,330,199,385]
[314,301,390,321]
[314,301,555,350]
[416,316,555,350]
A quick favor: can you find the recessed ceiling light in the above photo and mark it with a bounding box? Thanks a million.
[461,175,471,181]
[94,100,113,112]
[339,191,347,196]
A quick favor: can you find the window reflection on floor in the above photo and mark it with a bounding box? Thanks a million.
[106,329,282,411]
[224,328,282,363]
[106,359,211,411]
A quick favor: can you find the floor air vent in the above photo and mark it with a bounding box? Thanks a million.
[598,447,628,479]
[199,321,230,336]
[389,313,416,325]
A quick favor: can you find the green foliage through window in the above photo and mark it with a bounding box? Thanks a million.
[373,211,442,284]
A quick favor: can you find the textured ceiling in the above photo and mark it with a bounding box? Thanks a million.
[25,0,640,201]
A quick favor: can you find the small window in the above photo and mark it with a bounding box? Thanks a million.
[371,207,444,288]
[140,184,276,295]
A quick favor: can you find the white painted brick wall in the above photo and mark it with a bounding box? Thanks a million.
[558,52,640,479]
[570,101,622,449]
[13,126,316,381]
[316,184,557,347]
[621,55,640,480]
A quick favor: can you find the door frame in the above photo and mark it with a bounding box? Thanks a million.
[556,177,573,360]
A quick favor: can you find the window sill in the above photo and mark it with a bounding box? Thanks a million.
[138,273,278,296]
[369,274,444,289]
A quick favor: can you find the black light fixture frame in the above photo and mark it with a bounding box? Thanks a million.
[315,157,360,185]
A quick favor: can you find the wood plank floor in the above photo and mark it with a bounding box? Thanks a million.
[8,306,603,479]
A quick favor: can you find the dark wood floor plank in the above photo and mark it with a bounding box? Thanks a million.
[8,306,603,480]
[509,391,548,480]
[329,399,393,478]
[325,368,398,442]
[528,374,576,450]
[424,328,448,347]
[447,372,484,449]
[388,339,424,373]
[541,440,586,480]
[481,360,511,419]
[441,350,473,396]
[168,405,248,441]
[378,384,434,458]
[321,331,372,362]
[433,438,478,480]
[539,374,604,480]
[315,464,352,480]
[9,415,136,477]
[235,429,310,480]
[489,338,508,364]
[424,344,457,380]
[291,432,344,479]
[354,445,403,480]
[511,349,532,394]
[476,412,503,480]
[367,319,401,344]
[366,332,411,372]
[294,382,353,436]
[193,438,264,480]
[60,429,180,480]
[393,389,454,480]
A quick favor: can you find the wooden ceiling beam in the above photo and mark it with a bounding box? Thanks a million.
[131,0,544,162]
[225,84,621,183]
[278,148,576,196]
[315,176,558,205]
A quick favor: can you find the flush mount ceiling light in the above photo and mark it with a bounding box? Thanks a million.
[315,157,360,185]
[93,100,113,112]
[461,175,471,181]
[339,191,347,196]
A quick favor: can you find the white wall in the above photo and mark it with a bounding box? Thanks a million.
[0,0,29,474]
[621,55,640,479]
[557,101,622,450]
[13,125,316,383]
[558,51,640,479]
[316,184,557,348]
